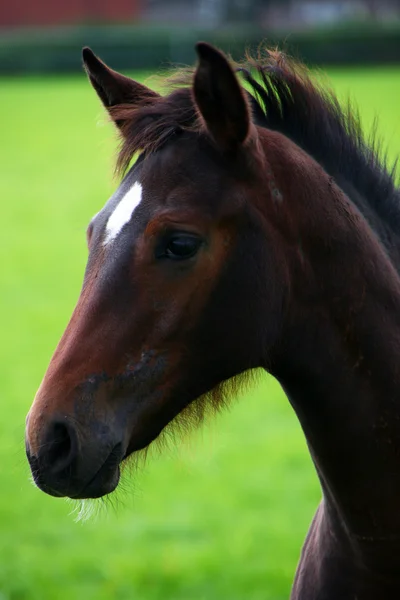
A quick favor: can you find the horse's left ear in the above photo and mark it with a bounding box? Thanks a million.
[193,42,250,152]
[82,47,160,129]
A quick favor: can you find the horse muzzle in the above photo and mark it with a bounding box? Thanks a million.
[25,413,125,499]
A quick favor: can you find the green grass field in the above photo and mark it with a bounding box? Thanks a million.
[1,65,400,600]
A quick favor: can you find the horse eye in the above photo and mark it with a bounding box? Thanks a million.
[163,233,202,260]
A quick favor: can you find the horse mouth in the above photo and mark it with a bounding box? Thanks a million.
[71,445,123,499]
[29,443,124,500]
[74,437,157,499]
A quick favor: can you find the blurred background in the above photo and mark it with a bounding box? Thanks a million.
[2,0,400,71]
[1,1,400,600]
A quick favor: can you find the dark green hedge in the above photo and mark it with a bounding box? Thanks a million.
[1,22,400,74]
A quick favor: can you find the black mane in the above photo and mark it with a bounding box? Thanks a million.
[113,49,400,235]
[240,51,400,235]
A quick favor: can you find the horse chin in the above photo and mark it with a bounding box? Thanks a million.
[70,465,121,500]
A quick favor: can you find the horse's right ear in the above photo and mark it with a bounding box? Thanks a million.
[82,47,159,130]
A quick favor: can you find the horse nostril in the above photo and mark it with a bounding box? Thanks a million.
[46,421,77,475]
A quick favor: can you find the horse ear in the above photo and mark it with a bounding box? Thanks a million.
[193,42,250,151]
[82,47,159,130]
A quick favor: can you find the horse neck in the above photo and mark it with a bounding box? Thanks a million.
[262,133,400,540]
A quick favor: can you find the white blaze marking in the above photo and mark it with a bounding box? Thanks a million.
[104,181,142,245]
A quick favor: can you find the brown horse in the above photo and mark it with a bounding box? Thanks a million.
[26,43,400,599]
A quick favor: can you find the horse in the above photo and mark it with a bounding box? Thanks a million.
[25,42,400,598]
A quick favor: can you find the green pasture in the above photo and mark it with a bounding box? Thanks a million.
[1,65,400,600]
